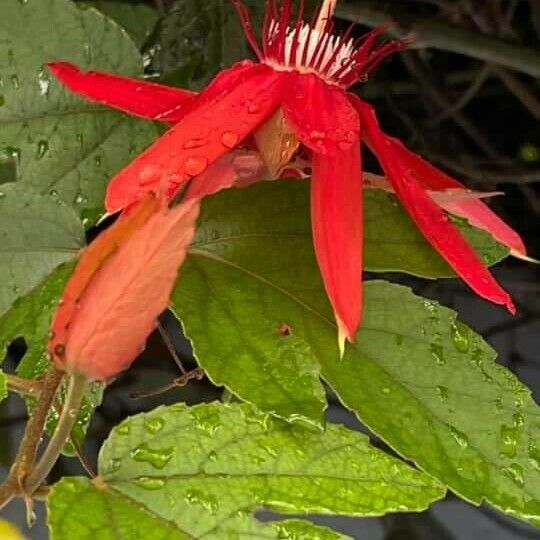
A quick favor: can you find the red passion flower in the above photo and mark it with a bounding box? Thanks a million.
[49,0,523,349]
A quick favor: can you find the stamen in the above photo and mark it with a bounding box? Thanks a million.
[231,0,407,88]
[315,0,337,32]
[230,0,263,59]
[311,24,334,70]
[320,23,355,75]
[288,0,306,66]
[276,0,293,64]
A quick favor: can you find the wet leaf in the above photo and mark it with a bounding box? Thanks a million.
[0,0,157,223]
[171,182,537,525]
[145,0,268,88]
[171,182,507,428]
[48,403,444,539]
[81,1,159,47]
[0,185,84,319]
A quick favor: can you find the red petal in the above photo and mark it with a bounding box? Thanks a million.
[354,97,515,313]
[311,143,363,344]
[283,73,360,155]
[60,198,200,381]
[47,62,195,122]
[389,141,527,258]
[186,149,268,200]
[49,194,160,366]
[105,64,285,212]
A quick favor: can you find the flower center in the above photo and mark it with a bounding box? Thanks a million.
[231,0,408,88]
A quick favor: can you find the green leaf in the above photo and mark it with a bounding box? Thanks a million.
[171,182,538,525]
[48,403,444,539]
[0,185,84,319]
[0,263,103,456]
[0,0,157,222]
[363,189,509,277]
[82,1,159,47]
[0,370,6,406]
[146,0,267,88]
[171,182,506,428]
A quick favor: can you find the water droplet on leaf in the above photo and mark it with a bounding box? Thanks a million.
[450,426,469,448]
[450,321,470,352]
[499,424,519,458]
[436,385,449,401]
[430,343,446,365]
[144,416,165,434]
[116,423,130,436]
[502,463,524,487]
[185,489,219,513]
[134,476,165,490]
[131,443,174,469]
[36,140,49,160]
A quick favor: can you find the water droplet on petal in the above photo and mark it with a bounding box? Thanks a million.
[221,131,239,149]
[184,156,208,176]
[247,101,259,114]
[183,138,206,149]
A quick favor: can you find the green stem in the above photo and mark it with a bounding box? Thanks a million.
[24,373,88,495]
[0,366,64,510]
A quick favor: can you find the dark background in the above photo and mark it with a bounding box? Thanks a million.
[2,0,540,538]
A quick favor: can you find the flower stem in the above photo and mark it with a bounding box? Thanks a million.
[5,373,43,396]
[0,365,64,511]
[24,372,88,495]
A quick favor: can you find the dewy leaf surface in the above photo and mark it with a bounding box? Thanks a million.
[171,182,538,525]
[82,1,159,47]
[0,184,84,319]
[170,182,506,428]
[0,0,157,221]
[145,0,268,88]
[48,403,444,539]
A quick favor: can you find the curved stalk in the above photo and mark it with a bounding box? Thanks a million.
[0,366,64,511]
[24,373,88,495]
